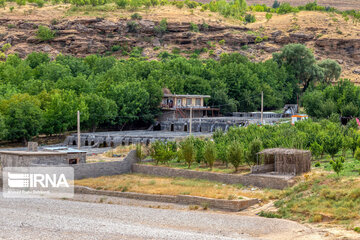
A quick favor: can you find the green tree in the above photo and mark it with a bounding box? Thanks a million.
[0,94,43,142]
[84,94,117,132]
[330,157,344,176]
[39,90,89,135]
[273,44,323,92]
[354,147,360,161]
[245,138,263,166]
[150,140,175,165]
[318,59,341,84]
[204,141,216,170]
[310,141,322,160]
[323,132,342,160]
[227,141,244,172]
[179,137,195,168]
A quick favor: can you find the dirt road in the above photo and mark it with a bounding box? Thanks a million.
[0,192,332,240]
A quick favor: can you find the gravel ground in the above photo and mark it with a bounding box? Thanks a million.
[0,192,327,240]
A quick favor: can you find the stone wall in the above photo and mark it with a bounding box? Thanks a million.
[73,150,138,179]
[75,186,258,211]
[132,164,295,189]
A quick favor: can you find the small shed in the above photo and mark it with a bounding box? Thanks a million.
[253,148,311,175]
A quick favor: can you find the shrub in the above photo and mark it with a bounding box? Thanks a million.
[131,13,142,20]
[130,46,143,58]
[227,141,244,172]
[245,138,262,166]
[115,0,128,8]
[204,141,216,170]
[219,39,225,45]
[150,141,176,165]
[136,144,144,160]
[16,0,26,6]
[265,12,273,21]
[310,141,322,159]
[111,45,121,52]
[245,14,256,23]
[277,3,298,14]
[175,1,184,9]
[355,147,360,161]
[127,21,139,33]
[241,45,248,50]
[36,0,44,7]
[330,157,344,176]
[272,0,280,9]
[0,52,5,60]
[1,43,11,53]
[179,137,195,168]
[190,22,199,32]
[0,0,5,8]
[185,0,197,9]
[129,0,141,10]
[36,26,55,41]
[10,6,14,12]
[259,211,281,218]
[314,162,320,167]
[154,18,167,35]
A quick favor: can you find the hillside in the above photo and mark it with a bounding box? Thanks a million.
[0,3,360,82]
[247,0,360,11]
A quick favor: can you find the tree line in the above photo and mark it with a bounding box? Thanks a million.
[0,44,340,142]
[140,118,360,173]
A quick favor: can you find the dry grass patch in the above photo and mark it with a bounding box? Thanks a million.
[75,173,270,200]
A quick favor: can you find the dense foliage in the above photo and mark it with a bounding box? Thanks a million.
[146,118,360,172]
[1,45,333,141]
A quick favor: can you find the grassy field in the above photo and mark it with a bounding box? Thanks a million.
[75,173,272,200]
[141,159,251,174]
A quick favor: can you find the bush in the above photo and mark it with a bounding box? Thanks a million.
[277,3,298,14]
[245,138,262,166]
[219,39,225,45]
[111,45,121,52]
[185,0,197,9]
[272,0,280,9]
[245,14,256,23]
[150,141,176,165]
[36,26,55,41]
[115,0,128,8]
[190,22,199,32]
[265,12,273,21]
[175,1,184,8]
[154,18,167,35]
[355,147,360,161]
[1,43,11,52]
[0,0,5,8]
[16,0,26,6]
[127,21,139,33]
[204,141,216,169]
[227,141,244,172]
[129,0,141,10]
[36,0,44,7]
[314,162,320,167]
[310,141,322,159]
[179,137,195,168]
[330,157,344,176]
[131,13,142,20]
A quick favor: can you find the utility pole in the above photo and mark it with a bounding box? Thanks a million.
[261,91,264,125]
[189,107,192,135]
[77,110,80,150]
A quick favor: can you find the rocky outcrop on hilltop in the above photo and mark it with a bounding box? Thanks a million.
[0,17,359,69]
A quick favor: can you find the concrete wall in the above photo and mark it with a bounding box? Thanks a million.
[75,186,258,211]
[73,150,138,180]
[0,152,69,169]
[132,164,295,190]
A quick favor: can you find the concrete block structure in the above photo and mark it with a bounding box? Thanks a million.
[0,147,86,169]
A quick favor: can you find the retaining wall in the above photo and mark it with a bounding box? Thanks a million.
[73,150,138,180]
[75,186,258,211]
[132,164,295,190]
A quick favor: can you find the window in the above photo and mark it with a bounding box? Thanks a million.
[186,98,192,106]
[195,98,201,106]
[69,159,78,164]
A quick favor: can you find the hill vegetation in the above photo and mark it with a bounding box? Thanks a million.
[0,43,343,142]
